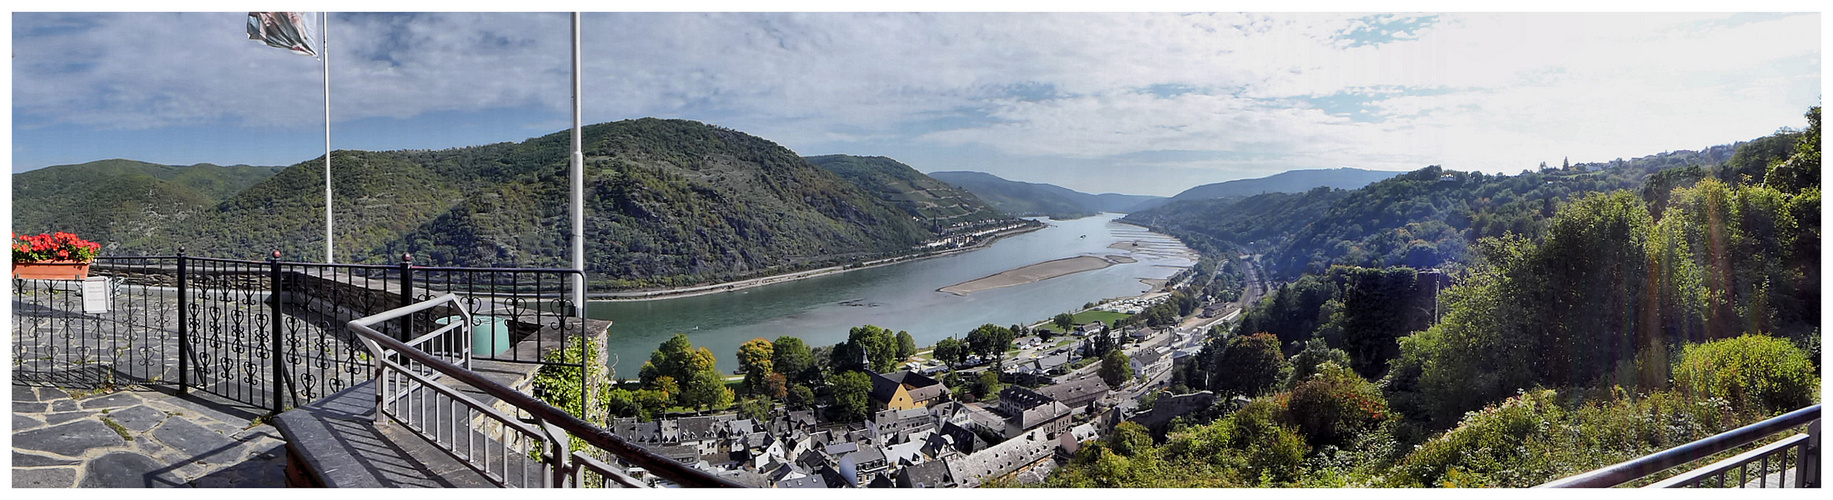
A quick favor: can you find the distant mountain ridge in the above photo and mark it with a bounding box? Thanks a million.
[927,170,1163,219]
[1167,167,1403,202]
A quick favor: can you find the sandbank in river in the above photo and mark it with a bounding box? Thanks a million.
[939,254,1137,295]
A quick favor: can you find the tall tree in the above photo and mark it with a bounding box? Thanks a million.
[1211,333,1290,398]
[934,337,967,366]
[831,371,873,423]
[771,336,817,384]
[1099,350,1134,388]
[680,369,735,410]
[638,334,718,397]
[835,325,899,373]
[895,330,917,363]
[737,338,775,396]
[966,323,1016,357]
[1054,313,1076,332]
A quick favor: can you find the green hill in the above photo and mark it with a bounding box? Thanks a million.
[806,154,1008,224]
[40,119,1021,289]
[1126,144,1745,279]
[11,159,281,249]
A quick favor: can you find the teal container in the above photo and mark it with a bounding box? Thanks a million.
[435,315,511,356]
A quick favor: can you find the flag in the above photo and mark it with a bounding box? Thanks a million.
[247,12,318,57]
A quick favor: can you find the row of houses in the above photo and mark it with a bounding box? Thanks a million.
[613,368,1128,488]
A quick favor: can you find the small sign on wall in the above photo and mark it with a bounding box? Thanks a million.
[82,277,110,313]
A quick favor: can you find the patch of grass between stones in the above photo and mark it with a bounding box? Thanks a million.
[100,416,134,441]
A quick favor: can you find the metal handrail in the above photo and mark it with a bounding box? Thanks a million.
[348,296,744,488]
[1539,404,1821,488]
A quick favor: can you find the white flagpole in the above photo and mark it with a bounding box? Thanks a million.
[323,12,334,264]
[571,12,586,317]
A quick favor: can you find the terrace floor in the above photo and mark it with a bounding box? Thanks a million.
[12,384,287,488]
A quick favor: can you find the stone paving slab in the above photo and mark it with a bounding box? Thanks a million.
[44,411,98,425]
[78,452,184,488]
[153,417,240,458]
[14,420,129,456]
[107,405,169,433]
[14,466,78,488]
[14,451,81,467]
[78,392,142,410]
[12,385,288,488]
[16,414,46,432]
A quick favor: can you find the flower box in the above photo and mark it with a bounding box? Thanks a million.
[14,232,102,280]
[13,260,92,280]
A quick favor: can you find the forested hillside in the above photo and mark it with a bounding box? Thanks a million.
[19,119,1019,289]
[1127,144,1749,279]
[806,155,1008,225]
[11,159,281,249]
[1043,107,1820,488]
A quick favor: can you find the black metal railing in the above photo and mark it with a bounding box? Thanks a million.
[348,296,743,488]
[12,251,587,416]
[1539,404,1821,488]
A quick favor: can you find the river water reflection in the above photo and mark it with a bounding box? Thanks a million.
[588,213,1196,374]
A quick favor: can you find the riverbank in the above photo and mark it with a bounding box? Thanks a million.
[591,221,1047,301]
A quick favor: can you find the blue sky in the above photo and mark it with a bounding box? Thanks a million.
[8,11,1823,196]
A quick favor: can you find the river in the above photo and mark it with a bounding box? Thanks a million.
[587,213,1197,375]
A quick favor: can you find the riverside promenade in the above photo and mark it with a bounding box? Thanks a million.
[13,385,287,487]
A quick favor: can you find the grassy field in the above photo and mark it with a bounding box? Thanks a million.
[1037,309,1134,333]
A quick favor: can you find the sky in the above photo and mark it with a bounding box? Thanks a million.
[7,10,1824,196]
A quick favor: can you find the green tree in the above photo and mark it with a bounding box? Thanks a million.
[1106,421,1155,457]
[975,369,1005,400]
[1100,350,1134,388]
[966,323,1017,357]
[835,325,899,373]
[603,388,641,420]
[1285,362,1388,447]
[933,337,967,366]
[831,371,874,422]
[639,334,717,388]
[895,330,917,363]
[787,384,816,410]
[771,336,818,385]
[1765,107,1820,195]
[649,375,679,402]
[1054,312,1076,332]
[680,369,734,410]
[1211,333,1290,398]
[1286,338,1352,388]
[737,338,775,396]
[736,396,774,422]
[633,389,671,419]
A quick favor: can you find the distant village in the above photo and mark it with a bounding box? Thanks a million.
[613,315,1218,488]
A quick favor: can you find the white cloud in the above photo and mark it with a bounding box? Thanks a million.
[12,12,1820,186]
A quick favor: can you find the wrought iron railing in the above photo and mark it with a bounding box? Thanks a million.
[1539,404,1821,488]
[12,252,587,416]
[347,295,743,488]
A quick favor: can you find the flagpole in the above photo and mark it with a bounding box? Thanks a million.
[570,12,585,318]
[322,11,334,264]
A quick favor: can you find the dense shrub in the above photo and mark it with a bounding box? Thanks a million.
[1211,333,1292,398]
[1671,334,1819,416]
[1286,362,1389,447]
